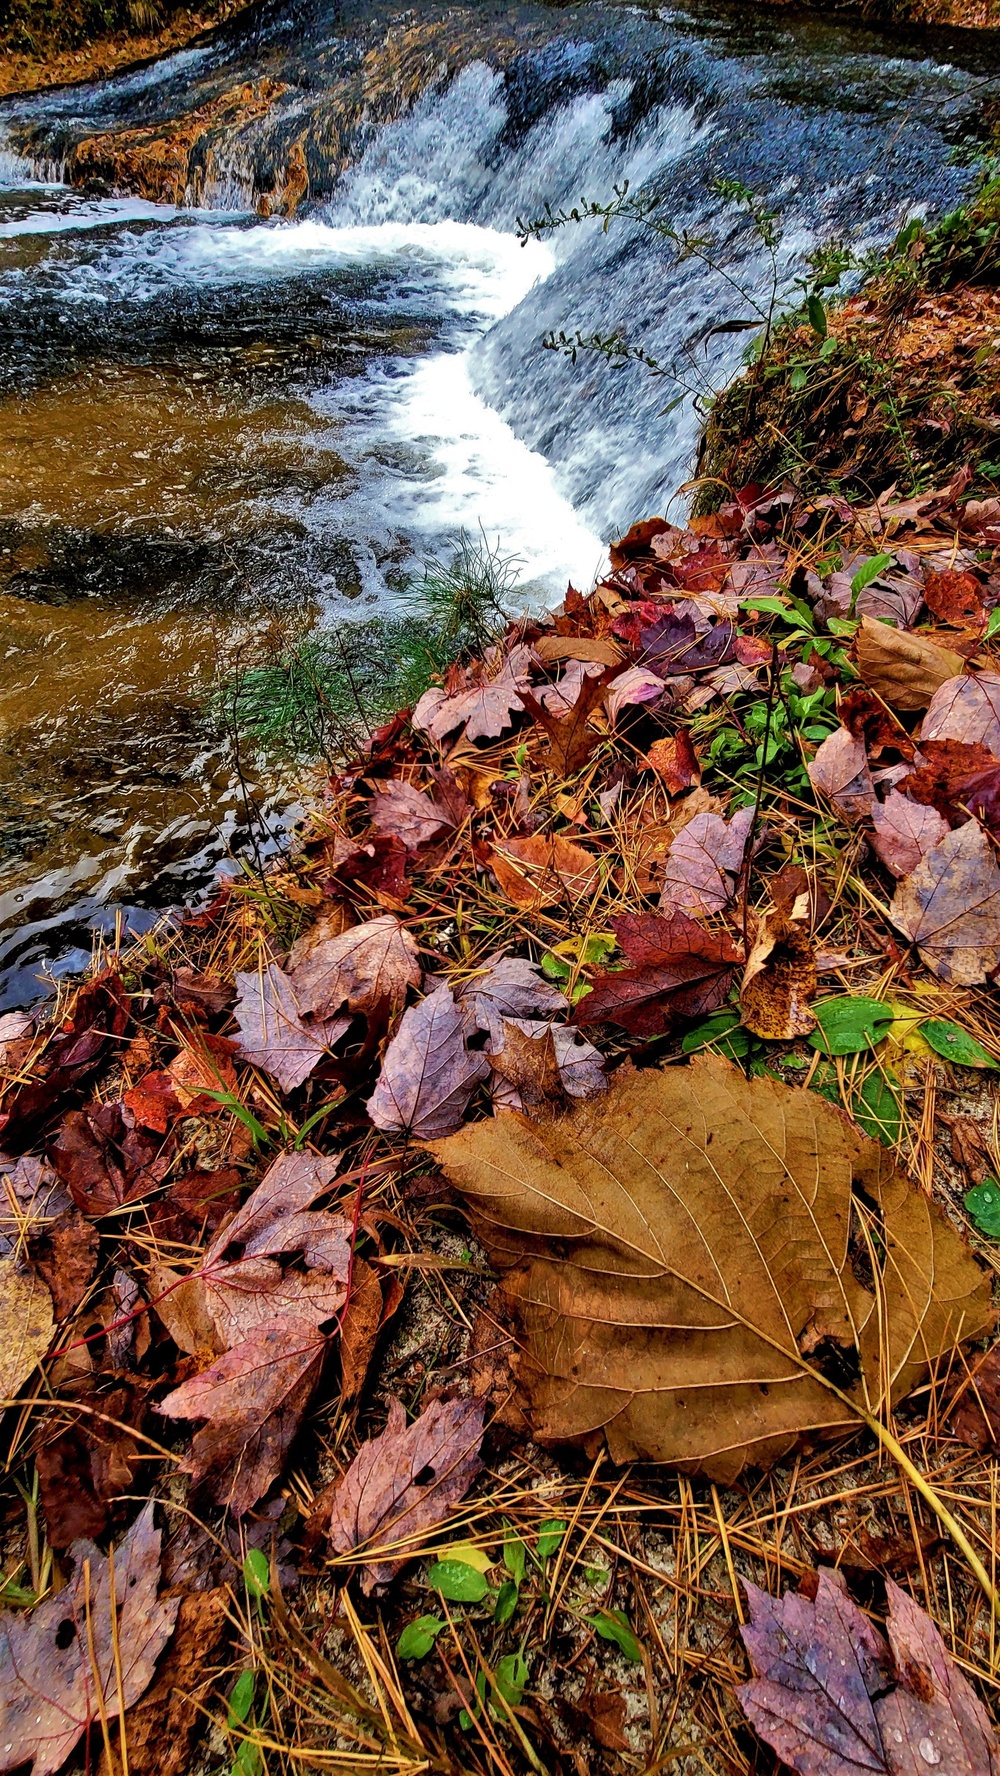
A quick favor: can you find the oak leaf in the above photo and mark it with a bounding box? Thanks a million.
[327,1394,484,1590]
[737,1568,1000,1776]
[429,1057,992,1481]
[232,963,348,1094]
[520,668,611,774]
[740,893,817,1039]
[658,806,755,916]
[890,820,1000,983]
[855,617,965,712]
[287,913,421,1023]
[576,910,741,1037]
[870,791,949,879]
[0,1503,179,1776]
[366,986,490,1139]
[920,670,1000,754]
[807,727,875,821]
[488,834,601,911]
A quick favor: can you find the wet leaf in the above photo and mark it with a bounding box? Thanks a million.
[587,1608,643,1664]
[965,1179,1000,1238]
[366,985,490,1139]
[946,1345,1000,1449]
[855,617,966,712]
[645,731,701,793]
[870,791,950,878]
[0,1258,53,1411]
[494,1579,519,1625]
[575,910,741,1037]
[288,913,422,1023]
[537,1519,567,1559]
[521,667,612,773]
[923,568,987,628]
[891,820,1000,984]
[659,805,755,916]
[26,1207,99,1320]
[98,1588,230,1776]
[0,1502,179,1776]
[920,1018,998,1068]
[427,1559,489,1602]
[369,779,450,850]
[807,727,875,821]
[327,1394,484,1591]
[456,953,567,1046]
[232,963,349,1094]
[397,1615,445,1660]
[429,1057,991,1481]
[412,669,525,744]
[488,834,600,911]
[921,670,1000,753]
[809,997,895,1056]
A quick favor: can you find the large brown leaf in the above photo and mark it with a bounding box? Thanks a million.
[870,791,949,879]
[0,1503,179,1776]
[287,913,421,1023]
[807,727,875,822]
[890,820,1000,984]
[855,618,965,712]
[488,834,601,912]
[429,1057,991,1482]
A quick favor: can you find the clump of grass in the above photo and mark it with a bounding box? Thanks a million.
[221,533,523,761]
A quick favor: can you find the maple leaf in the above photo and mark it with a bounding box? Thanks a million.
[157,1316,328,1514]
[455,953,568,1046]
[741,892,817,1040]
[287,913,422,1024]
[412,667,525,744]
[429,1057,991,1480]
[575,910,741,1037]
[891,821,1000,983]
[232,963,349,1094]
[0,1503,179,1776]
[640,610,736,674]
[520,667,612,774]
[369,779,450,850]
[488,1018,606,1110]
[0,971,129,1152]
[855,618,966,712]
[737,1568,1000,1776]
[50,1102,167,1217]
[870,791,949,878]
[807,727,876,821]
[659,806,755,916]
[366,985,490,1139]
[0,1254,53,1413]
[920,670,1000,753]
[327,1394,484,1590]
[167,1030,238,1112]
[904,739,1000,819]
[488,834,601,911]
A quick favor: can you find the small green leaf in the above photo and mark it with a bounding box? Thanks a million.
[537,1519,568,1561]
[739,596,790,616]
[227,1671,256,1729]
[458,1709,475,1731]
[985,609,1000,641]
[494,1652,529,1707]
[966,1179,1000,1238]
[850,553,894,602]
[920,1019,998,1069]
[503,1536,526,1585]
[809,997,895,1056]
[681,1009,751,1061]
[587,1608,644,1664]
[540,951,571,982]
[807,293,827,337]
[232,1741,261,1776]
[397,1615,445,1660]
[584,1565,610,1587]
[427,1560,489,1603]
[242,1549,269,1599]
[790,366,809,392]
[494,1579,519,1626]
[852,1071,902,1148]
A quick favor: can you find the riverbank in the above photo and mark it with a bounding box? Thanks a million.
[0,0,251,99]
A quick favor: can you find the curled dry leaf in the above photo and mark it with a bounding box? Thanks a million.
[659,805,755,916]
[807,727,875,821]
[327,1394,484,1590]
[605,665,666,723]
[0,1503,179,1776]
[645,731,701,794]
[489,1018,606,1110]
[920,671,1000,754]
[890,820,1000,984]
[738,1567,1000,1776]
[870,791,950,879]
[740,892,817,1039]
[855,616,966,712]
[366,985,490,1140]
[232,963,349,1094]
[455,953,567,1046]
[576,909,741,1037]
[429,1056,991,1482]
[488,833,600,911]
[287,912,421,1024]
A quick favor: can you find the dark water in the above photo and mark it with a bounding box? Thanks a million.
[0,0,997,1008]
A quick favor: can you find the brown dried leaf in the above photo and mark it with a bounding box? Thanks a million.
[489,1019,565,1110]
[855,616,966,712]
[945,1346,1000,1452]
[287,913,421,1024]
[923,569,987,628]
[890,820,1000,983]
[27,1208,99,1321]
[327,1394,484,1590]
[807,727,876,821]
[920,671,1000,753]
[658,806,755,916]
[232,963,349,1093]
[646,731,702,794]
[456,953,568,1045]
[366,985,490,1139]
[412,669,525,744]
[741,893,818,1039]
[488,834,600,911]
[96,1588,230,1776]
[0,1503,179,1776]
[520,668,611,774]
[0,1257,53,1409]
[429,1057,992,1481]
[339,1259,383,1403]
[157,1316,327,1514]
[870,791,950,878]
[369,779,450,850]
[576,910,741,1037]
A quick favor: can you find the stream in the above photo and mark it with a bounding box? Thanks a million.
[0,0,997,1009]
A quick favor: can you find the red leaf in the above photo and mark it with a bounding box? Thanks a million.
[645,731,701,794]
[923,569,987,628]
[575,910,741,1036]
